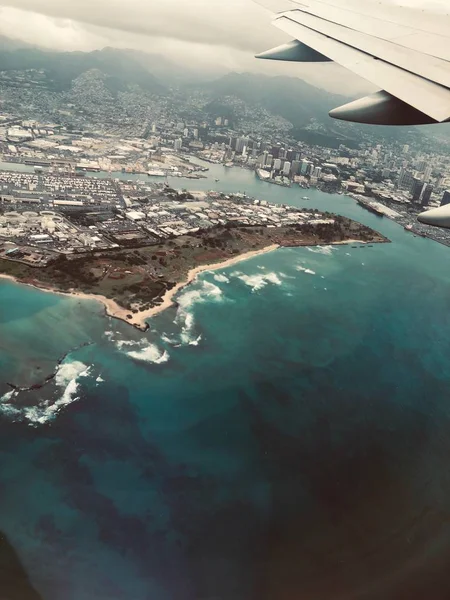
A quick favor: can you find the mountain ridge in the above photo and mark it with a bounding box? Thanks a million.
[0,46,166,93]
[0,41,441,146]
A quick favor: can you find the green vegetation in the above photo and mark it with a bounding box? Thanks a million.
[0,220,388,314]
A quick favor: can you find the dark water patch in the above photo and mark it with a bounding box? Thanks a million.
[1,188,450,597]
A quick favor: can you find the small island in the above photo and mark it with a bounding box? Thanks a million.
[0,192,389,330]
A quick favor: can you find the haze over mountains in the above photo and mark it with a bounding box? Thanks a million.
[0,37,446,146]
[0,40,349,125]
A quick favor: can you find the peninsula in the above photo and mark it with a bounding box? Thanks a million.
[0,192,388,329]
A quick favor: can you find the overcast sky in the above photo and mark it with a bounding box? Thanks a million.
[0,0,446,94]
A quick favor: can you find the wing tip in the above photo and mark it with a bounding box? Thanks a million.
[330,91,438,125]
[418,205,450,228]
[256,40,331,62]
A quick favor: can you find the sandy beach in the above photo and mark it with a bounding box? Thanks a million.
[0,238,373,330]
[0,245,280,331]
[125,244,280,329]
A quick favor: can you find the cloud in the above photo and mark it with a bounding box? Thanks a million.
[0,0,446,94]
[0,0,285,51]
[0,4,374,94]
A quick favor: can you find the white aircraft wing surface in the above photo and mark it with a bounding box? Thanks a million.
[255,0,450,125]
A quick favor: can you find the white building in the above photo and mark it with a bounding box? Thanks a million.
[283,161,291,176]
[125,211,145,221]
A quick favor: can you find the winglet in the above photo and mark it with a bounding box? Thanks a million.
[418,205,450,228]
[256,40,331,62]
[330,90,437,125]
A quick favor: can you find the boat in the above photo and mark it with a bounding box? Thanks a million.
[302,196,309,200]
[215,178,220,182]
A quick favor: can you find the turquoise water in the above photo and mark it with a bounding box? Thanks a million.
[2,169,450,599]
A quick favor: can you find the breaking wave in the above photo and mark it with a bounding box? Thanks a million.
[127,343,170,364]
[111,280,223,356]
[161,333,178,345]
[171,280,223,347]
[0,390,16,403]
[232,271,283,292]
[0,404,21,418]
[179,310,197,346]
[177,280,223,311]
[26,361,91,426]
[0,361,92,426]
[307,245,335,255]
[213,273,230,284]
[296,266,316,275]
[116,340,136,350]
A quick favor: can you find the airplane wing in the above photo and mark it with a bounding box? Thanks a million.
[418,205,450,229]
[254,0,450,125]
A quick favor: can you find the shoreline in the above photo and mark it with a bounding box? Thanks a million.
[111,244,280,329]
[0,245,279,331]
[0,238,380,331]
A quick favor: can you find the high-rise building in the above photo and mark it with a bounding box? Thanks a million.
[286,149,295,162]
[266,154,273,168]
[421,184,434,206]
[411,178,425,203]
[441,190,450,207]
[422,165,433,182]
[312,166,322,178]
[174,138,183,152]
[291,160,301,176]
[283,161,291,176]
[300,160,310,175]
[273,158,282,171]
[257,153,267,168]
[271,146,280,159]
[183,128,189,138]
[236,137,249,154]
[403,144,410,154]
[398,168,414,190]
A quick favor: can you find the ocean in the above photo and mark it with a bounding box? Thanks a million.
[2,165,450,599]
